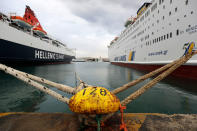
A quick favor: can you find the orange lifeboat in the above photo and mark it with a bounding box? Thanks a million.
[33,27,47,37]
[10,16,32,29]
[10,6,47,36]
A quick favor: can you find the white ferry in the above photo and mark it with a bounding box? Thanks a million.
[0,6,75,65]
[108,0,197,79]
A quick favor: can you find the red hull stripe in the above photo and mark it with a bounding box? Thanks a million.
[111,62,197,80]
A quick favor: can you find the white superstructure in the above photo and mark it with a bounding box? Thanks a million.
[0,9,75,64]
[108,0,197,65]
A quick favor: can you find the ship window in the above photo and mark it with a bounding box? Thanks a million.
[185,0,188,5]
[169,11,172,16]
[161,36,163,41]
[167,34,169,39]
[29,16,30,19]
[158,10,160,14]
[191,11,193,14]
[159,0,161,4]
[170,0,172,4]
[157,38,159,42]
[163,5,165,9]
[164,35,166,40]
[153,39,154,44]
[151,3,157,12]
[159,37,161,42]
[157,20,159,23]
[140,16,144,21]
[175,7,178,12]
[31,20,33,23]
[176,30,179,36]
[163,16,165,20]
[170,32,172,38]
[184,15,187,17]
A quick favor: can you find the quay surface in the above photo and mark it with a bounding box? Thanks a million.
[0,112,197,131]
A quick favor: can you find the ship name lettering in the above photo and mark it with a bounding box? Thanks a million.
[35,50,63,60]
[148,50,168,56]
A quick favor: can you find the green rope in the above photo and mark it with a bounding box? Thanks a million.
[96,115,102,131]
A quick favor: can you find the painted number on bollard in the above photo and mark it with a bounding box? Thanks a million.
[82,88,107,96]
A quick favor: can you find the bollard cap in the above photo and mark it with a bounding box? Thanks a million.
[69,86,120,114]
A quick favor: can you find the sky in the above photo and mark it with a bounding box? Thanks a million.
[0,0,151,58]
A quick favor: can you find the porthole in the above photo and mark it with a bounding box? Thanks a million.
[191,11,194,14]
[169,11,172,16]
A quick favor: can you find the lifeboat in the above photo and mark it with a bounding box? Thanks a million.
[10,16,32,29]
[33,27,47,37]
[10,6,47,37]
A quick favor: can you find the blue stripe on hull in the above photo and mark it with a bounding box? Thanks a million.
[0,39,75,65]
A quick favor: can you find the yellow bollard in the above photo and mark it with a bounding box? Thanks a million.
[69,86,120,114]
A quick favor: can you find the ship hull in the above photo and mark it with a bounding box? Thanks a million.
[111,62,197,80]
[0,39,74,65]
[108,0,197,80]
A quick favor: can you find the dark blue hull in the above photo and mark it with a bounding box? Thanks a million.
[0,39,75,65]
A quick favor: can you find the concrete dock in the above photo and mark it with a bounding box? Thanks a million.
[0,113,197,131]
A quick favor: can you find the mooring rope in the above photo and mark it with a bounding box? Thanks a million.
[111,57,184,95]
[102,51,197,122]
[0,64,70,104]
[0,64,75,94]
[121,52,196,106]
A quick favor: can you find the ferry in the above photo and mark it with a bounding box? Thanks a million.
[108,0,197,79]
[0,6,75,65]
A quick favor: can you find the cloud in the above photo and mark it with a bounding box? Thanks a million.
[62,0,142,34]
[0,0,151,58]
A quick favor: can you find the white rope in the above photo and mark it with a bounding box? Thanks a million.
[0,64,70,104]
[0,64,75,94]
